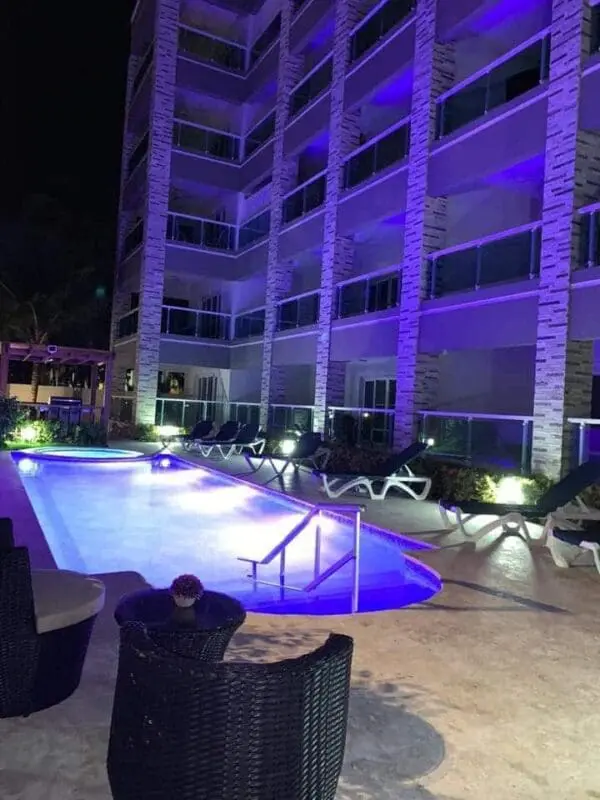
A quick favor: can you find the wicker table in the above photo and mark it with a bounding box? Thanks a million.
[114,588,246,661]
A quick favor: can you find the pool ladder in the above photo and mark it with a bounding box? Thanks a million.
[237,503,365,613]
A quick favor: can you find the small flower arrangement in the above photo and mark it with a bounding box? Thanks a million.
[170,574,204,608]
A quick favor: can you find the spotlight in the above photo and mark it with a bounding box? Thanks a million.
[280,439,296,456]
[17,458,38,476]
[19,425,38,443]
[495,476,524,505]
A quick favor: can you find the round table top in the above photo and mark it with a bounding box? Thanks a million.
[32,569,106,635]
[114,588,245,631]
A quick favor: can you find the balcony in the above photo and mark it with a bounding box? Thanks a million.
[249,14,280,67]
[289,58,332,118]
[276,291,320,331]
[578,208,600,268]
[132,44,153,96]
[234,308,265,339]
[127,132,149,177]
[428,224,541,298]
[436,34,550,139]
[122,220,144,260]
[238,209,271,248]
[166,213,236,252]
[349,0,416,65]
[117,309,138,340]
[178,26,246,73]
[245,111,275,158]
[173,120,240,161]
[336,271,399,318]
[161,305,230,340]
[343,123,409,190]
[282,172,327,225]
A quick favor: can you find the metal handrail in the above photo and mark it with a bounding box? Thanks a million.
[238,502,365,613]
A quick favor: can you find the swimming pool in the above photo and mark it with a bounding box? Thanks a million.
[13,450,441,615]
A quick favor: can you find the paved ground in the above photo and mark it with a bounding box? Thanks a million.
[1,445,599,799]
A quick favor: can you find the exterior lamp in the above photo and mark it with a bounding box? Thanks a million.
[495,476,525,505]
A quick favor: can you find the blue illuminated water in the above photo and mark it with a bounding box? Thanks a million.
[14,452,441,615]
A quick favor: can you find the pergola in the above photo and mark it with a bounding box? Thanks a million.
[0,342,114,426]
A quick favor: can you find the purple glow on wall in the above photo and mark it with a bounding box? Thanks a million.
[371,70,414,106]
[486,155,545,187]
[470,0,548,33]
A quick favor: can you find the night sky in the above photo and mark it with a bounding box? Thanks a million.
[5,0,135,238]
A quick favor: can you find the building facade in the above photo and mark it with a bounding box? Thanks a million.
[113,0,600,478]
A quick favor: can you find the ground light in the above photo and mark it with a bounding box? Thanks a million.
[280,439,297,456]
[156,425,180,438]
[495,476,525,505]
[19,425,38,443]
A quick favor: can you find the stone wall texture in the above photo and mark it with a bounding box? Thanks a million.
[394,0,454,450]
[532,0,600,478]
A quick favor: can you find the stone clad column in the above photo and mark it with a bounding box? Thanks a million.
[393,0,454,449]
[133,0,179,425]
[259,0,302,429]
[532,0,600,479]
[312,0,361,434]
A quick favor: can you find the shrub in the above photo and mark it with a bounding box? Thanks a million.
[0,395,23,446]
[109,420,157,441]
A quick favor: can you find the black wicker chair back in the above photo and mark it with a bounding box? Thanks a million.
[0,544,40,718]
[107,624,354,800]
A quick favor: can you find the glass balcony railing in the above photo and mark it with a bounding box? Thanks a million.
[127,132,149,177]
[282,174,326,224]
[579,209,600,268]
[173,121,240,161]
[244,112,275,158]
[238,210,271,249]
[156,398,230,429]
[179,27,246,72]
[161,305,230,340]
[276,292,320,331]
[122,221,144,259]
[117,309,139,340]
[229,402,261,426]
[419,411,533,473]
[132,44,153,95]
[166,213,236,251]
[268,404,314,435]
[427,225,541,298]
[234,308,265,339]
[336,272,399,318]
[436,35,550,138]
[327,406,395,447]
[592,6,600,53]
[350,0,416,64]
[343,123,409,189]
[289,58,332,117]
[250,14,280,67]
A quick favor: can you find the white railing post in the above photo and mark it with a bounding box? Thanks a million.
[351,507,361,614]
[578,422,587,466]
[314,511,322,581]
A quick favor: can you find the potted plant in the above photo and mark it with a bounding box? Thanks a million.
[169,574,204,626]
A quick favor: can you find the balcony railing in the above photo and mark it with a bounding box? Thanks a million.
[250,13,280,67]
[289,58,332,117]
[418,411,533,473]
[569,418,600,466]
[276,292,320,331]
[229,402,261,426]
[343,122,409,189]
[161,305,230,340]
[173,121,240,161]
[238,210,271,248]
[117,309,139,340]
[268,404,314,435]
[427,224,541,298]
[436,33,550,138]
[244,111,275,158]
[166,213,236,251]
[282,173,326,224]
[178,26,246,72]
[578,208,600,268]
[336,272,399,318]
[234,308,265,339]
[132,44,153,95]
[592,5,600,53]
[349,0,416,64]
[327,406,394,447]
[127,132,149,177]
[122,220,144,259]
[156,398,230,429]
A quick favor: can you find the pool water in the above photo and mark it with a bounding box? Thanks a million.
[14,452,441,615]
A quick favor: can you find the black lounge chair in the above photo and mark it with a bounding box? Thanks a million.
[197,420,241,456]
[211,423,266,459]
[161,419,214,450]
[245,431,329,481]
[314,441,431,501]
[440,458,600,542]
[107,624,353,800]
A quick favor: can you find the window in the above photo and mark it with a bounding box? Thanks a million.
[363,379,396,409]
[198,376,217,401]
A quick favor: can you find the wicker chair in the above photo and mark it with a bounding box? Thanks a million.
[0,518,104,718]
[107,623,354,800]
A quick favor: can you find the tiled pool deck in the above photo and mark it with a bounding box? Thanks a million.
[1,445,600,799]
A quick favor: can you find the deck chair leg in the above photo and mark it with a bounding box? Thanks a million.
[546,531,581,569]
[580,542,600,575]
[439,504,456,530]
